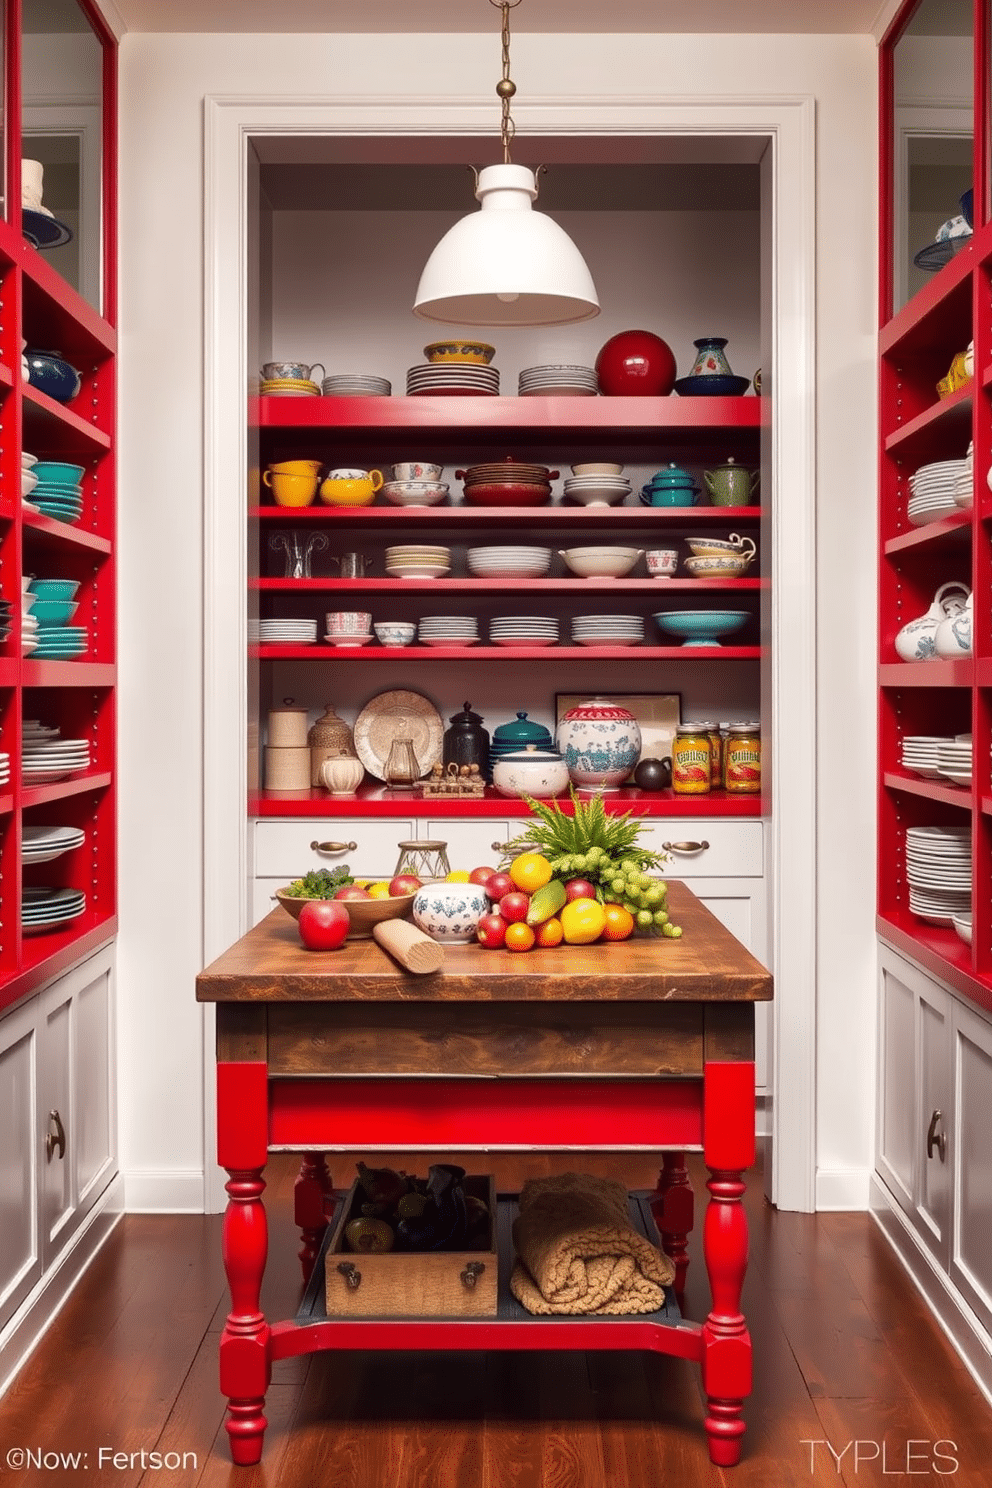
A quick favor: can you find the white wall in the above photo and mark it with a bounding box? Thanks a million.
[117,30,877,1210]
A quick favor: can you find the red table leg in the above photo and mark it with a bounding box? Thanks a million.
[651,1151,694,1294]
[221,1168,271,1465]
[295,1151,332,1283]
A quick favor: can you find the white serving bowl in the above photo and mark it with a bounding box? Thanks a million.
[385,564,451,579]
[562,484,631,507]
[952,913,973,945]
[559,547,642,578]
[493,748,570,798]
[412,883,490,943]
[571,462,623,476]
[382,481,449,507]
[373,623,416,647]
[392,462,444,482]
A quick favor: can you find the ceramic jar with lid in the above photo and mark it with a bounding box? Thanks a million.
[703,457,760,507]
[642,462,699,508]
[556,698,641,792]
[308,703,356,786]
[489,710,555,781]
[492,746,570,799]
[268,701,308,748]
[319,756,365,796]
[443,702,490,778]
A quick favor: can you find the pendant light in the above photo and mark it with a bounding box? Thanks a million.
[413,0,600,327]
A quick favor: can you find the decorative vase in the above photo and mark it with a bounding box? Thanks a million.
[318,756,365,796]
[384,737,420,789]
[688,337,734,377]
[594,329,677,396]
[308,703,356,786]
[443,702,490,778]
[555,697,641,792]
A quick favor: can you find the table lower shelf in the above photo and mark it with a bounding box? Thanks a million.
[273,1191,699,1360]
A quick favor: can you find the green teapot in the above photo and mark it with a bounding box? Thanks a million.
[703,457,760,508]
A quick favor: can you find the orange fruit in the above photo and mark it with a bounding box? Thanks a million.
[505,921,536,952]
[601,903,635,942]
[534,916,564,948]
[560,897,607,945]
[367,881,392,900]
[508,852,553,894]
[446,869,471,882]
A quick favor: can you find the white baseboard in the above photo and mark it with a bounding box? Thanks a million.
[755,1093,771,1138]
[871,1175,992,1406]
[0,1175,123,1398]
[122,1168,206,1212]
[815,1165,872,1210]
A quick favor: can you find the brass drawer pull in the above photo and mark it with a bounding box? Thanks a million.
[461,1261,485,1289]
[337,1261,362,1290]
[45,1109,66,1162]
[311,840,358,855]
[662,840,710,855]
[926,1109,947,1162]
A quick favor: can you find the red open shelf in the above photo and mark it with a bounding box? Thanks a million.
[251,504,763,526]
[250,784,764,819]
[252,645,763,661]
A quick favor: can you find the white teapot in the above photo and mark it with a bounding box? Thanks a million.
[935,591,973,658]
[895,581,970,662]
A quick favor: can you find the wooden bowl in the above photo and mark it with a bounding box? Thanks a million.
[274,889,416,938]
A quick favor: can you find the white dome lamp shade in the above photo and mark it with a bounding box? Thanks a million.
[414,163,600,327]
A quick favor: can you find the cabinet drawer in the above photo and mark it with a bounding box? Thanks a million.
[253,819,414,878]
[426,820,515,869]
[639,819,763,877]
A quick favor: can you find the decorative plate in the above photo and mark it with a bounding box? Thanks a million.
[352,689,443,782]
[22,209,73,250]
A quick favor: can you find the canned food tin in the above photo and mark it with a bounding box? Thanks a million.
[724,724,761,793]
[672,726,712,794]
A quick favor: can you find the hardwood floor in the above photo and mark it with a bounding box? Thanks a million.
[2,1150,991,1486]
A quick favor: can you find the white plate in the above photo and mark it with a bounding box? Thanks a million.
[352,689,443,783]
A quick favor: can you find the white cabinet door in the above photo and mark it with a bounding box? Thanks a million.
[40,988,73,1260]
[916,980,951,1265]
[950,999,992,1335]
[876,948,918,1216]
[426,819,515,870]
[0,1000,41,1331]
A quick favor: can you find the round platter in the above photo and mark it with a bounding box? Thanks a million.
[352,689,443,782]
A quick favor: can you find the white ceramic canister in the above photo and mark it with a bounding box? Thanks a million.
[319,755,366,796]
[492,747,570,799]
[555,697,641,791]
[268,701,308,748]
[263,746,311,791]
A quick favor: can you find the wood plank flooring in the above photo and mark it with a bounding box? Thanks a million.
[1,1150,990,1486]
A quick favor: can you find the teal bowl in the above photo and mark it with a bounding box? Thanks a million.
[28,579,80,601]
[29,599,78,624]
[31,462,86,486]
[653,610,749,646]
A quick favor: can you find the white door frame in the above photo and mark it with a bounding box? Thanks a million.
[201,92,817,1214]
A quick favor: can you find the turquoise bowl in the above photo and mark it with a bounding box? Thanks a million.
[653,610,749,646]
[31,462,85,486]
[30,599,78,624]
[28,579,80,601]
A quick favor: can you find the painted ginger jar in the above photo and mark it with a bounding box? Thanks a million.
[895,581,970,662]
[412,883,490,944]
[556,697,641,791]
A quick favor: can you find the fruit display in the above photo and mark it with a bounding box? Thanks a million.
[473,790,683,950]
[341,1161,490,1252]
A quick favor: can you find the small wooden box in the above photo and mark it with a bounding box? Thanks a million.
[325,1174,498,1318]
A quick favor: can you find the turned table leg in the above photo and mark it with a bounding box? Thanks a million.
[295,1151,333,1283]
[651,1151,694,1294]
[220,1168,271,1465]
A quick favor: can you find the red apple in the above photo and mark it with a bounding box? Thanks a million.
[388,873,422,896]
[469,865,497,886]
[476,912,508,949]
[498,892,531,924]
[564,878,598,902]
[334,885,372,901]
[485,872,514,901]
[298,899,350,951]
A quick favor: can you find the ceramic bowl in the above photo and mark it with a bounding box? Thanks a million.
[563,485,629,507]
[22,470,38,497]
[683,555,748,578]
[673,374,751,397]
[31,461,86,486]
[28,579,80,601]
[21,453,38,468]
[261,361,322,382]
[268,459,323,476]
[392,462,444,482]
[461,482,551,506]
[29,599,78,624]
[559,547,642,579]
[326,611,372,633]
[374,622,416,647]
[412,883,490,944]
[571,462,623,476]
[685,536,757,561]
[319,473,383,507]
[953,913,973,945]
[492,748,570,798]
[274,887,415,938]
[646,550,679,575]
[653,610,749,645]
[423,340,496,365]
[382,481,449,507]
[25,351,81,403]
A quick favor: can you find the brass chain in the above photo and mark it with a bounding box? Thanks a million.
[489,0,521,163]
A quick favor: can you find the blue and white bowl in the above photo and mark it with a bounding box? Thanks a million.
[412,883,490,944]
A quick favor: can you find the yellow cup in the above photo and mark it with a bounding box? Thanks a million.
[318,469,384,507]
[268,459,323,476]
[263,469,318,507]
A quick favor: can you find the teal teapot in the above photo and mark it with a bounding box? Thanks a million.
[642,461,699,508]
[703,457,760,508]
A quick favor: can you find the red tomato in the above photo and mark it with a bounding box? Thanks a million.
[469,865,497,886]
[498,892,531,924]
[485,872,514,901]
[298,899,350,951]
[388,874,422,896]
[334,885,372,900]
[564,878,598,901]
[476,912,508,949]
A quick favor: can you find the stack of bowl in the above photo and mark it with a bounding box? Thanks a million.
[30,461,84,523]
[457,459,557,507]
[408,340,499,396]
[467,546,551,578]
[260,375,319,397]
[21,580,38,655]
[518,364,598,396]
[559,546,643,579]
[385,545,451,579]
[27,578,87,659]
[563,465,631,506]
[22,451,39,503]
[382,462,448,507]
[321,373,391,397]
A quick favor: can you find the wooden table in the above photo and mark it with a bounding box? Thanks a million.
[197,881,772,1468]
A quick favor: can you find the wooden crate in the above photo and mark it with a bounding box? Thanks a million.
[325,1173,498,1317]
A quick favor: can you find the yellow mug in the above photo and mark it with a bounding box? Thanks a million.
[267,459,323,476]
[318,469,384,507]
[263,469,318,507]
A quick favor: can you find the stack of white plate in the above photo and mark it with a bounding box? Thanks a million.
[253,618,318,644]
[466,546,552,578]
[22,731,91,784]
[321,374,391,397]
[908,458,967,526]
[901,735,948,779]
[570,613,645,647]
[954,442,974,508]
[0,750,9,787]
[936,735,973,785]
[406,363,500,396]
[22,885,86,935]
[22,825,85,864]
[489,616,560,647]
[518,365,598,396]
[562,473,632,507]
[906,825,972,924]
[385,545,451,579]
[417,616,479,646]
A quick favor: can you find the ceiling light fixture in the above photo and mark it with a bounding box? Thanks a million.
[413,0,600,327]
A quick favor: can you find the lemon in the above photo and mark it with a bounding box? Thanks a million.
[560,898,607,945]
[367,881,392,899]
[445,869,471,882]
[509,852,553,893]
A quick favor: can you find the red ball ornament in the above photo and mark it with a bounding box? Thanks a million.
[595,330,677,397]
